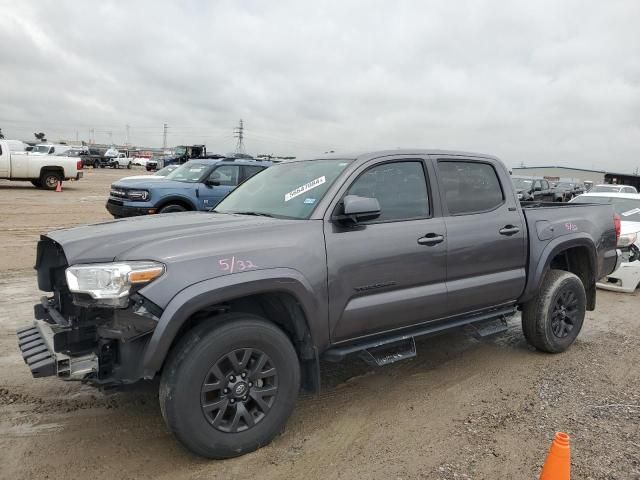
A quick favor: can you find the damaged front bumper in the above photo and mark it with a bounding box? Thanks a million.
[17,294,160,385]
[17,318,97,380]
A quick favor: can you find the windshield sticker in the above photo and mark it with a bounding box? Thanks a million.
[621,208,640,217]
[284,176,326,202]
[303,198,316,205]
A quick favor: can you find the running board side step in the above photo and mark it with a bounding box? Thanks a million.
[323,306,516,363]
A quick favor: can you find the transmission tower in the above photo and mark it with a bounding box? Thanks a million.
[162,123,168,150]
[234,119,245,153]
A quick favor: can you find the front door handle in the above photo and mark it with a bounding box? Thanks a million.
[418,233,445,246]
[499,225,520,236]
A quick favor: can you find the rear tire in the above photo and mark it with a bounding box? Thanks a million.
[159,315,300,459]
[93,160,99,168]
[31,179,42,188]
[158,204,187,214]
[127,162,132,169]
[522,269,586,353]
[40,171,62,190]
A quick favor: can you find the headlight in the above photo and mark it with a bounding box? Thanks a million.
[65,261,164,307]
[618,232,638,248]
[517,193,523,199]
[127,190,149,201]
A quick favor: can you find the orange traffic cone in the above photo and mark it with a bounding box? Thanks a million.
[55,181,62,192]
[539,432,570,480]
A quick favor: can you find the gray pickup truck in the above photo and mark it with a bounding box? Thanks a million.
[18,150,620,458]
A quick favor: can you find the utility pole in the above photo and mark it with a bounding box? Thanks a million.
[90,128,94,144]
[234,119,245,154]
[126,124,130,146]
[162,123,168,150]
[75,130,79,142]
[108,131,113,145]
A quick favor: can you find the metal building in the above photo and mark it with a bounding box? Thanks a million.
[511,166,606,184]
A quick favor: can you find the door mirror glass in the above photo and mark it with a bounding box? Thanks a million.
[340,195,381,223]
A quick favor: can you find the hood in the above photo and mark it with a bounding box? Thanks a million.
[115,175,166,183]
[44,212,301,264]
[111,179,194,190]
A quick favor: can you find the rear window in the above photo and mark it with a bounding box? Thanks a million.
[438,161,504,215]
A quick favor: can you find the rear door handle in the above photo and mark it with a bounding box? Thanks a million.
[418,233,445,246]
[499,225,520,236]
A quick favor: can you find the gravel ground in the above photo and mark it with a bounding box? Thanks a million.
[0,172,638,479]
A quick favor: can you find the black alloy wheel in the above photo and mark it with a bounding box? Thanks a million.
[200,348,278,433]
[550,289,578,338]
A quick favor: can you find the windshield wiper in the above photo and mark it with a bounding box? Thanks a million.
[229,211,274,218]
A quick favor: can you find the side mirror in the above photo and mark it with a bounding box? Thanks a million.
[534,186,542,192]
[205,179,220,187]
[337,195,381,224]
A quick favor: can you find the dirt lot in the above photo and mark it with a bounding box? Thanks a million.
[0,172,639,479]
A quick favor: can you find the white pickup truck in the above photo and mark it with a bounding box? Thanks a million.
[0,140,83,189]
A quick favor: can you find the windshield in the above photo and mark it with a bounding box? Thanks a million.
[165,161,210,183]
[215,159,352,219]
[155,165,178,176]
[571,195,640,221]
[58,150,83,157]
[591,185,620,192]
[512,178,533,190]
[32,145,51,153]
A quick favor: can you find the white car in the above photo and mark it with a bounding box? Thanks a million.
[116,165,179,181]
[571,192,640,293]
[590,184,638,194]
[28,143,74,156]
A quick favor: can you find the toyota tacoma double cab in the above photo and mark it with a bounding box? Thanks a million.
[18,150,620,458]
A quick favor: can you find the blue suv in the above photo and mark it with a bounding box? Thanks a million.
[106,158,271,218]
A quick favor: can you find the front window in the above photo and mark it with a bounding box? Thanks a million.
[165,161,210,183]
[556,183,575,189]
[215,159,351,219]
[512,178,533,190]
[174,146,187,157]
[571,196,640,222]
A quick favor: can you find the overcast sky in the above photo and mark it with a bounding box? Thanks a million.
[1,1,639,172]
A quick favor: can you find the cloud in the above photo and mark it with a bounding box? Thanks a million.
[0,0,638,171]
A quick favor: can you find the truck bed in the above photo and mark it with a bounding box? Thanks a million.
[519,201,618,303]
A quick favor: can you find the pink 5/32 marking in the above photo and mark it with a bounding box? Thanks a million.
[218,257,257,274]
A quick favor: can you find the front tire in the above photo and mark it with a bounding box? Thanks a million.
[158,204,187,214]
[522,269,586,353]
[127,162,132,169]
[159,315,300,459]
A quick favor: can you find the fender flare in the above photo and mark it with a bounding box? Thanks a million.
[142,267,322,378]
[155,195,197,211]
[520,233,597,304]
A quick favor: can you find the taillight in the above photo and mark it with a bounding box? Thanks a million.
[77,159,83,170]
[614,213,621,243]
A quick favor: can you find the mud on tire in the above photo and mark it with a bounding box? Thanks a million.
[522,269,586,353]
[159,314,300,459]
